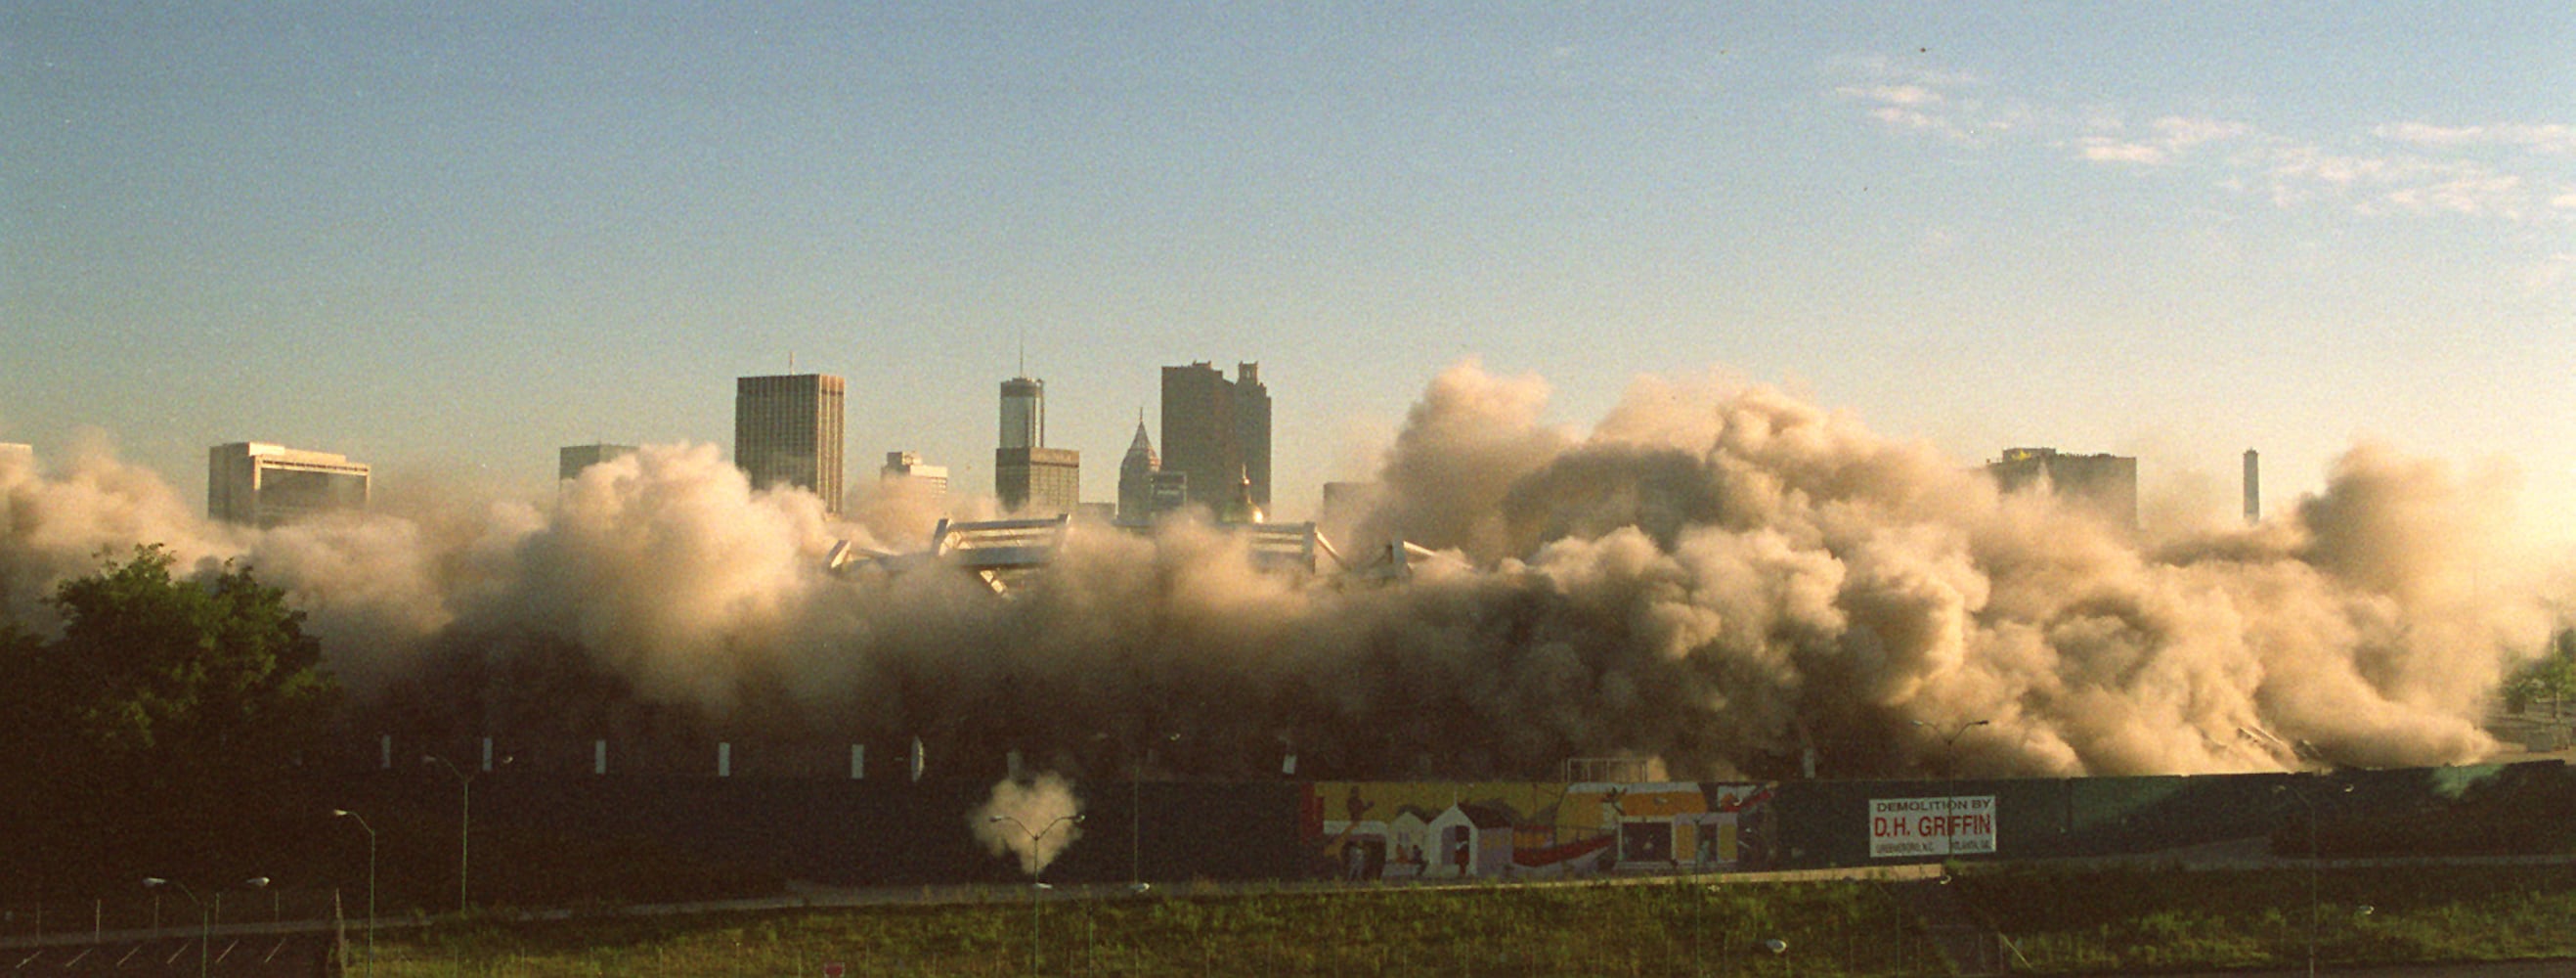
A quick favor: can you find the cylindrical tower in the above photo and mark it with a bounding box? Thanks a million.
[2243,449,2260,524]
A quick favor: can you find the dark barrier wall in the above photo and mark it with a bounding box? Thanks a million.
[352,772,1311,889]
[305,754,2576,904]
[1770,775,2305,867]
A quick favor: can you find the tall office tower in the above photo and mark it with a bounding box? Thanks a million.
[2243,449,2260,524]
[882,450,950,498]
[208,442,372,526]
[999,377,1045,450]
[994,372,1077,515]
[559,443,637,481]
[735,374,846,516]
[1116,417,1160,523]
[995,447,1079,515]
[1158,361,1271,512]
[1987,447,2139,530]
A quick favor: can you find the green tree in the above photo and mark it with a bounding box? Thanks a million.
[7,545,342,892]
[2504,628,2576,717]
[43,544,337,764]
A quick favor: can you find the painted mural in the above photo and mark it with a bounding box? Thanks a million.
[1299,781,1776,880]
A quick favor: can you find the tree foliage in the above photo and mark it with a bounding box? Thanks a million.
[2,545,343,893]
[37,544,338,765]
[2504,628,2576,714]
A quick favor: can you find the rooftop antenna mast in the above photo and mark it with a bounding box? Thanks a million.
[1017,327,1026,378]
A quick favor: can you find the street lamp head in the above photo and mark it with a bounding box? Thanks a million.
[244,877,270,888]
[988,815,1009,823]
[143,877,167,888]
[331,808,351,817]
[1968,720,1991,728]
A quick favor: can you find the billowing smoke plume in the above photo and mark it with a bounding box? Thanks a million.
[0,363,2557,778]
[969,774,1086,876]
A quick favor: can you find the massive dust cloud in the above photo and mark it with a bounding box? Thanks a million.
[0,364,2557,779]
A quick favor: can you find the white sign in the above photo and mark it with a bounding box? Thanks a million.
[1868,796,1996,858]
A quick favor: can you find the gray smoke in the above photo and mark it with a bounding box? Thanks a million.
[0,363,2557,778]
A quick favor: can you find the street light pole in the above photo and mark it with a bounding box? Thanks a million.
[1911,719,1989,777]
[332,808,378,976]
[1096,732,1179,893]
[2280,778,2353,978]
[988,814,1084,975]
[423,753,505,913]
[141,877,206,978]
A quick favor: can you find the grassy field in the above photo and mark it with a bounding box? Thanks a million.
[358,863,2576,976]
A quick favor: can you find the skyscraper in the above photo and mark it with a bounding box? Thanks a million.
[559,443,637,481]
[996,447,1080,515]
[735,374,846,516]
[994,373,1077,515]
[999,377,1044,450]
[1987,447,2137,530]
[882,450,950,498]
[208,441,371,526]
[1159,361,1271,513]
[2243,449,2260,524]
[1116,415,1159,524]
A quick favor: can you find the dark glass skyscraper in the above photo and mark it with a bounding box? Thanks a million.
[1158,361,1270,514]
[734,374,846,516]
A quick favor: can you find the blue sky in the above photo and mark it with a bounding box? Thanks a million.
[5,4,2570,536]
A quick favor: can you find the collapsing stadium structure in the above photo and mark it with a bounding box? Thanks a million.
[824,515,1467,593]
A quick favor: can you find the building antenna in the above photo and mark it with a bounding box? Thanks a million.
[789,351,797,373]
[1016,327,1026,378]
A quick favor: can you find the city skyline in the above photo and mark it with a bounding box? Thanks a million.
[4,6,2570,538]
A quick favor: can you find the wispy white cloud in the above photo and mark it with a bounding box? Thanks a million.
[1842,83,1943,108]
[2071,116,2253,166]
[2373,122,2576,156]
[1828,58,2573,226]
[2255,143,2548,222]
[1826,57,2018,145]
[2078,140,2166,164]
[2153,116,2252,151]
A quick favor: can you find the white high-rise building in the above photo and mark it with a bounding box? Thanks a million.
[881,451,950,498]
[208,442,371,526]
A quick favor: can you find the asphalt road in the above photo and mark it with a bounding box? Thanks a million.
[2166,965,2576,978]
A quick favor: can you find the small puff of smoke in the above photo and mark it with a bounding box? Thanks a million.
[969,774,1085,877]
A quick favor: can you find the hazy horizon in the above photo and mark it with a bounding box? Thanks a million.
[6,4,2571,541]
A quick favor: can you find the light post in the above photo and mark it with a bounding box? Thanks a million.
[138,877,265,978]
[142,877,206,978]
[1095,732,1180,893]
[1911,720,1989,777]
[988,814,1084,975]
[2279,778,2354,978]
[332,808,378,976]
[423,752,508,913]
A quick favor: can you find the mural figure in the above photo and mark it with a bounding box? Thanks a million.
[1302,780,1775,881]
